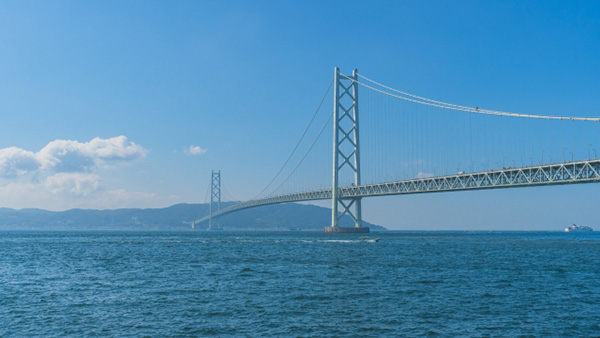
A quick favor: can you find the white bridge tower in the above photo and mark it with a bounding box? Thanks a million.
[326,67,368,233]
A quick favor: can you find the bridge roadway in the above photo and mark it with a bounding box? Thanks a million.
[196,159,600,224]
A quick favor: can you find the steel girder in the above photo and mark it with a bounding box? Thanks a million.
[196,159,600,224]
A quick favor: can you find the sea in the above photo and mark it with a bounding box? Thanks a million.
[1,230,599,337]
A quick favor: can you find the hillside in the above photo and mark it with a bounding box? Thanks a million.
[0,203,387,231]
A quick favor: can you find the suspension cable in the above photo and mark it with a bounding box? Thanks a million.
[253,80,333,198]
[221,181,240,202]
[268,111,334,196]
[340,73,600,121]
[203,182,210,204]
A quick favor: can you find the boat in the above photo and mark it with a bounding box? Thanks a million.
[359,236,380,243]
[564,224,593,232]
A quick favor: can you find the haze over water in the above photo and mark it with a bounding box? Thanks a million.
[1,230,599,336]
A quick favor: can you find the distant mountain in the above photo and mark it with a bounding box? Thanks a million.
[0,203,387,231]
[215,203,386,231]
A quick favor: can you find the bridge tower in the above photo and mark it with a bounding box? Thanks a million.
[208,170,221,230]
[326,67,369,233]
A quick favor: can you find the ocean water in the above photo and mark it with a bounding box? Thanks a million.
[1,231,599,337]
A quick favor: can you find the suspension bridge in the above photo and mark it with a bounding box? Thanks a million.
[198,67,600,232]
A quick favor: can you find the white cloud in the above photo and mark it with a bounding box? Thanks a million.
[84,136,147,161]
[44,173,101,197]
[184,145,207,156]
[416,172,434,179]
[0,136,146,177]
[0,172,161,210]
[0,147,40,177]
[37,140,96,172]
[0,136,153,210]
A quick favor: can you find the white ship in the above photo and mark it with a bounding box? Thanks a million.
[564,224,593,232]
[359,236,380,243]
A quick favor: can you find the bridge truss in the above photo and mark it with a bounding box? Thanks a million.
[196,159,600,223]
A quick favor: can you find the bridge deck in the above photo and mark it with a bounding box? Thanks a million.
[197,159,600,223]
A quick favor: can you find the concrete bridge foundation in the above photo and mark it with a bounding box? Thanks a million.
[324,226,370,233]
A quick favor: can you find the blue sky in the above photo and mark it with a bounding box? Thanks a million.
[1,1,600,230]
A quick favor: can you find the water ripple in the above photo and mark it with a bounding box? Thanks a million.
[1,231,599,336]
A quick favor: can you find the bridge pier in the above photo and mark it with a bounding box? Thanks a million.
[324,226,369,233]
